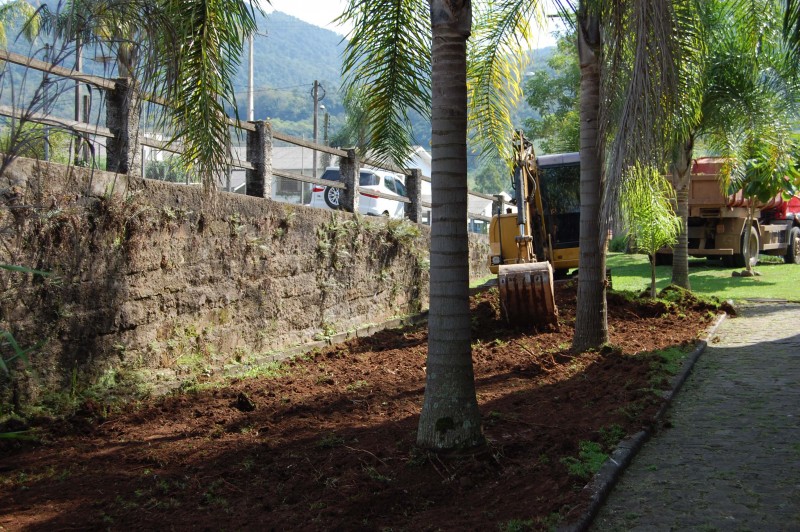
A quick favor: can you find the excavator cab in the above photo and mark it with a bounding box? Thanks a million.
[488,132,558,328]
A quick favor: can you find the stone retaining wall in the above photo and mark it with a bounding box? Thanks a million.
[0,158,490,406]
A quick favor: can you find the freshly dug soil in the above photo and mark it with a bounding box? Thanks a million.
[0,282,725,530]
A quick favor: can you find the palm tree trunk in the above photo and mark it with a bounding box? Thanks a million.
[416,0,483,450]
[671,136,693,289]
[572,9,608,352]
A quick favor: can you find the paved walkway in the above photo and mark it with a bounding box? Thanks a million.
[592,302,800,532]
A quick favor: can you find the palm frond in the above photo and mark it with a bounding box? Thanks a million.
[601,0,687,230]
[338,0,431,168]
[154,0,259,191]
[468,0,543,166]
[785,0,800,61]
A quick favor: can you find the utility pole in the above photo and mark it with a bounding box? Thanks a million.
[74,38,82,165]
[312,80,319,179]
[248,36,254,121]
[43,43,50,161]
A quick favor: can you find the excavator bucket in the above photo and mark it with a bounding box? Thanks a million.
[498,262,558,328]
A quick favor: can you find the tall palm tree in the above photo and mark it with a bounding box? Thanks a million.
[418,0,483,449]
[341,0,484,449]
[571,3,606,351]
[470,0,689,350]
[558,1,690,350]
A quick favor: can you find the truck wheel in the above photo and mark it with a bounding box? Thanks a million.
[733,226,760,268]
[785,226,800,264]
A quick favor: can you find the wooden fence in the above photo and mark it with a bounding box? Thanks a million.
[0,49,497,228]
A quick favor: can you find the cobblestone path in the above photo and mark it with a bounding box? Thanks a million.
[592,302,800,532]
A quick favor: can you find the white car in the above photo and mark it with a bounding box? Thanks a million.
[310,167,408,218]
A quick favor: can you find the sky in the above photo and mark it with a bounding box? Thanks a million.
[263,0,561,49]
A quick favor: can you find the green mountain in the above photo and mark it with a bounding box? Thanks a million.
[235,11,347,139]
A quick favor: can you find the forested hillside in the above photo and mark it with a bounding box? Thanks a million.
[234,11,347,138]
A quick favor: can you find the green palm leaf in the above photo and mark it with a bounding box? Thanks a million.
[468,0,543,164]
[338,0,431,168]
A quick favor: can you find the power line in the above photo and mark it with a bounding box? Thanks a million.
[232,84,309,95]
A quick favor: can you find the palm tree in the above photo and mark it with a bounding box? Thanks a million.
[570,1,690,350]
[417,0,484,449]
[670,0,799,283]
[340,0,691,448]
[341,0,484,449]
[470,1,689,351]
[571,4,606,351]
[36,0,260,188]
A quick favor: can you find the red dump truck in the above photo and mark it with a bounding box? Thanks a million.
[657,157,800,267]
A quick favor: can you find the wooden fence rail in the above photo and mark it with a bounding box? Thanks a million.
[0,48,498,228]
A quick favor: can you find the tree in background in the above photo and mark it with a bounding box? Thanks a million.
[621,164,682,297]
[523,29,579,154]
[32,0,260,190]
[0,124,72,164]
[144,157,195,184]
[468,155,508,195]
[725,141,800,274]
[0,0,38,46]
[668,0,799,287]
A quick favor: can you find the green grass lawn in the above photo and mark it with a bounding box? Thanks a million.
[471,252,800,302]
[607,252,800,302]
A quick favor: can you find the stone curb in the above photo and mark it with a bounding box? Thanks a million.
[559,311,729,532]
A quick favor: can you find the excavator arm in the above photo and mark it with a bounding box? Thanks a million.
[491,132,558,328]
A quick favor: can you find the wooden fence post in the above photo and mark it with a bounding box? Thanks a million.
[106,78,141,176]
[339,149,359,214]
[405,168,422,222]
[246,120,272,198]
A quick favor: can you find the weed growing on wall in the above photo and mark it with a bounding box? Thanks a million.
[314,213,429,332]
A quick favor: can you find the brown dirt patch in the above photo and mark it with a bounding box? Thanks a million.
[0,282,723,530]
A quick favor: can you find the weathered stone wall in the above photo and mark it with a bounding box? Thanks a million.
[0,158,489,406]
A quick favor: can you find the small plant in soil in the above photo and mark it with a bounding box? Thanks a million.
[315,432,345,448]
[598,424,626,449]
[500,518,535,531]
[560,440,608,480]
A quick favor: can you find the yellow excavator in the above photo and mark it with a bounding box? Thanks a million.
[487,132,581,327]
